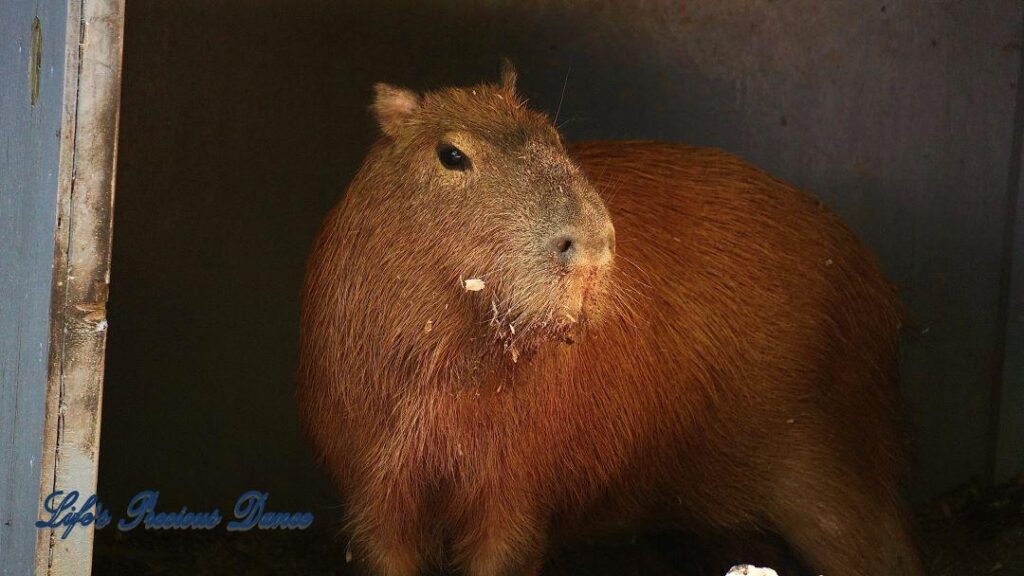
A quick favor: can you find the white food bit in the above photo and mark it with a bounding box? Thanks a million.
[464,278,486,291]
[725,565,779,576]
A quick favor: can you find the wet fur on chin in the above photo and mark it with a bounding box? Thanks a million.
[480,260,623,363]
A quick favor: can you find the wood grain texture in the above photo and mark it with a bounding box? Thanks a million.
[33,0,124,574]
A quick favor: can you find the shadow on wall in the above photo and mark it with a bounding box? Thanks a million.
[100,0,1021,518]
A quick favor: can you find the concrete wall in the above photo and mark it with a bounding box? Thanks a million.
[97,0,1024,519]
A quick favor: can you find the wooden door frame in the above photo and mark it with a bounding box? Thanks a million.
[34,0,124,573]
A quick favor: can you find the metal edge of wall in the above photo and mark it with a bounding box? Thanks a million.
[34,0,125,573]
[992,13,1024,484]
[994,127,1024,483]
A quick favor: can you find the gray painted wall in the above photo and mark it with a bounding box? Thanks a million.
[97,0,1024,526]
[0,1,68,574]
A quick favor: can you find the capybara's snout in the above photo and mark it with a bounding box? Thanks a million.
[548,213,615,271]
[541,176,616,273]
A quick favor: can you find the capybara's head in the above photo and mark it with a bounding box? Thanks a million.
[349,63,615,361]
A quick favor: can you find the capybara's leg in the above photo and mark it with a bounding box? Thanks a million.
[769,472,924,576]
[345,488,428,576]
[460,544,545,576]
[358,540,422,576]
[349,515,424,576]
[453,502,547,576]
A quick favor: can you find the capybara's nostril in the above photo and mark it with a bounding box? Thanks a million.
[553,234,577,263]
[552,228,614,267]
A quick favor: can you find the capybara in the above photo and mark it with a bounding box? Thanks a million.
[297,64,924,576]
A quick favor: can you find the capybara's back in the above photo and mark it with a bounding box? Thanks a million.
[297,67,924,576]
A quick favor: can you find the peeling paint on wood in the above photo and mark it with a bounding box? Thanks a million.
[29,17,42,105]
[33,0,125,574]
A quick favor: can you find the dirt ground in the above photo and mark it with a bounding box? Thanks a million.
[914,475,1024,575]
[92,475,1024,576]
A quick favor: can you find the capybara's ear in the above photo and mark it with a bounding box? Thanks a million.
[372,83,420,137]
[499,58,518,92]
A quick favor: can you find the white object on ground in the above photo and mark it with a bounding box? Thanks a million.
[725,565,779,576]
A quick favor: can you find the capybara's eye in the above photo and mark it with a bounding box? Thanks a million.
[437,145,469,171]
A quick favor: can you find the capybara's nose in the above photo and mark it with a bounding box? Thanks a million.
[551,224,615,268]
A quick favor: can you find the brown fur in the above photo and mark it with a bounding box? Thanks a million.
[297,71,925,576]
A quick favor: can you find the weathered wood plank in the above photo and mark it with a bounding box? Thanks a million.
[33,0,124,573]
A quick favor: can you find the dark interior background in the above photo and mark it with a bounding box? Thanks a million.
[99,0,1024,524]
